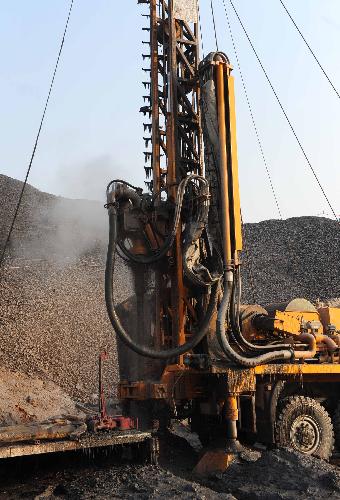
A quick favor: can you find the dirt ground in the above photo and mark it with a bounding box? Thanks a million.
[0,367,83,427]
[0,435,339,499]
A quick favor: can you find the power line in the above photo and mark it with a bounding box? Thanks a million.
[279,0,340,101]
[198,0,205,57]
[221,0,283,220]
[210,0,219,51]
[227,0,339,223]
[0,0,75,273]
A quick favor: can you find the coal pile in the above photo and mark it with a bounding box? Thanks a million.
[0,463,235,499]
[60,465,235,500]
[208,448,340,499]
[242,217,340,305]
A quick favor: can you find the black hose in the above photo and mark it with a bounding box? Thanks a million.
[217,277,293,367]
[117,237,172,265]
[105,209,218,359]
[106,179,142,196]
[230,268,293,354]
[110,175,208,266]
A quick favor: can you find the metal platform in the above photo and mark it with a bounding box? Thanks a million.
[0,430,152,460]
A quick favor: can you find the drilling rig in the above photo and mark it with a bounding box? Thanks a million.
[105,0,340,469]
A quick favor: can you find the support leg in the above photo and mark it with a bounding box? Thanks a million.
[225,394,242,452]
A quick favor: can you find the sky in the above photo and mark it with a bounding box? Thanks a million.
[0,0,340,222]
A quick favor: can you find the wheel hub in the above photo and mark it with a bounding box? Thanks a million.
[290,415,320,454]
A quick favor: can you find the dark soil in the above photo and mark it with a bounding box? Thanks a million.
[0,441,339,499]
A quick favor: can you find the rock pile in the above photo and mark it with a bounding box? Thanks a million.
[0,367,83,427]
[0,174,133,402]
[214,448,340,499]
[241,216,340,305]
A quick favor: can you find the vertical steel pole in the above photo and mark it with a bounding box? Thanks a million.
[168,0,186,351]
[151,0,161,193]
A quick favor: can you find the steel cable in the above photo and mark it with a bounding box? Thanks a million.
[198,1,205,57]
[0,0,76,274]
[279,0,340,101]
[226,0,339,223]
[221,0,283,220]
[210,0,219,51]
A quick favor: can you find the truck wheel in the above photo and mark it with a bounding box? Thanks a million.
[333,403,340,449]
[275,396,334,460]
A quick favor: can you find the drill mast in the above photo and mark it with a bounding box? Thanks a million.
[140,0,202,354]
[143,0,202,190]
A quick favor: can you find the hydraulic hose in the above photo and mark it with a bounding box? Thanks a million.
[217,275,293,367]
[230,267,293,354]
[105,207,218,359]
[110,175,208,265]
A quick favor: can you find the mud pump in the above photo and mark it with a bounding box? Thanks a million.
[105,0,340,470]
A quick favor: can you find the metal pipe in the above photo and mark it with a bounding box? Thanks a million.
[315,333,338,352]
[294,332,317,360]
[225,395,240,451]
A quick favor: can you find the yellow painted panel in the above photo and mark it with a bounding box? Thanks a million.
[254,363,340,375]
[227,75,243,252]
[319,307,340,331]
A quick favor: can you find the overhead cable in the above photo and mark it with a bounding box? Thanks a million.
[226,0,339,223]
[221,0,283,220]
[0,0,76,273]
[279,0,340,101]
[198,1,205,57]
[210,0,219,51]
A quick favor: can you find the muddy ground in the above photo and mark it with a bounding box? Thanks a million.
[0,433,339,499]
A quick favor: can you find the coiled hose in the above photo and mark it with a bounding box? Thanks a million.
[229,267,293,354]
[105,206,218,359]
[110,175,209,265]
[217,272,294,367]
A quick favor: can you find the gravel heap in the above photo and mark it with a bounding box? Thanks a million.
[0,174,339,403]
[0,367,83,426]
[0,174,133,402]
[242,217,340,305]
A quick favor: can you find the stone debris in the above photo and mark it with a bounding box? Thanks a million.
[0,174,133,402]
[242,216,340,305]
[0,367,83,426]
[213,448,340,499]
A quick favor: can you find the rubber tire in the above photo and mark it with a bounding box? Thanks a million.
[333,403,340,450]
[275,396,334,460]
